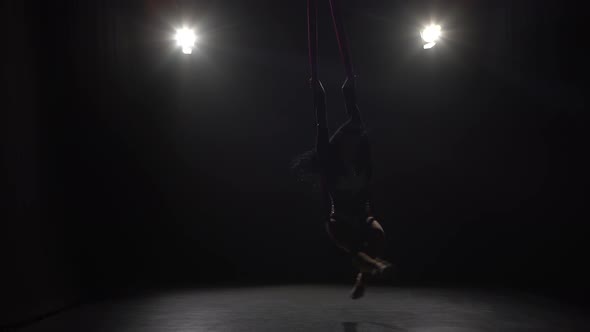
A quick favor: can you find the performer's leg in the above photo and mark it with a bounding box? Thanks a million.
[350,271,365,299]
[365,219,393,275]
[325,219,353,253]
[365,219,385,258]
[326,219,387,272]
[326,219,389,299]
[352,252,383,273]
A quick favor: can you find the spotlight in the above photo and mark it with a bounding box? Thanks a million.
[423,42,436,49]
[175,27,197,55]
[420,24,441,49]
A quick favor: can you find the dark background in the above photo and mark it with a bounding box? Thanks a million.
[2,0,588,327]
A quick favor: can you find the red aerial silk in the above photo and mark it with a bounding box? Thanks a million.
[308,0,355,81]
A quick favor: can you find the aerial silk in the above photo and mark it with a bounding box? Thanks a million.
[308,0,355,81]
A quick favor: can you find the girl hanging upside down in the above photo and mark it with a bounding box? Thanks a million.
[302,0,393,299]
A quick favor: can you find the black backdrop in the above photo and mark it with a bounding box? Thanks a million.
[2,0,588,326]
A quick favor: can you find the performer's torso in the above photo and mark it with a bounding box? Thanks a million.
[324,131,371,218]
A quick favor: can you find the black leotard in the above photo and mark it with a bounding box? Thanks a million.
[317,117,373,220]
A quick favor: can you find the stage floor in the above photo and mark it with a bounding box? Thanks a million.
[22,286,588,332]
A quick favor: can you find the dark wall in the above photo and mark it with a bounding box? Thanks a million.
[1,1,81,327]
[2,0,588,321]
[89,0,588,295]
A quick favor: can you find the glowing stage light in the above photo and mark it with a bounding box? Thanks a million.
[421,24,441,49]
[423,42,436,49]
[175,27,197,55]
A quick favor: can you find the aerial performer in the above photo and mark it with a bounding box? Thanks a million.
[301,0,393,299]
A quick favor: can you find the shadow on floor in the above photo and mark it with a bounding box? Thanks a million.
[343,321,406,331]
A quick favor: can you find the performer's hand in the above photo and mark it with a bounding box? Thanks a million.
[342,76,358,107]
[309,78,325,93]
[309,78,326,100]
[342,76,357,93]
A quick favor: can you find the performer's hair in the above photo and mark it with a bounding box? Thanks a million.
[290,149,321,187]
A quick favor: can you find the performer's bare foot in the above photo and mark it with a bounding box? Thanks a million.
[353,252,392,277]
[371,258,393,278]
[350,272,365,300]
[353,252,378,273]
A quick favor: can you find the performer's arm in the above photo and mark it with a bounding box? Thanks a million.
[342,77,362,123]
[312,79,333,219]
[312,80,329,155]
[359,134,373,217]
